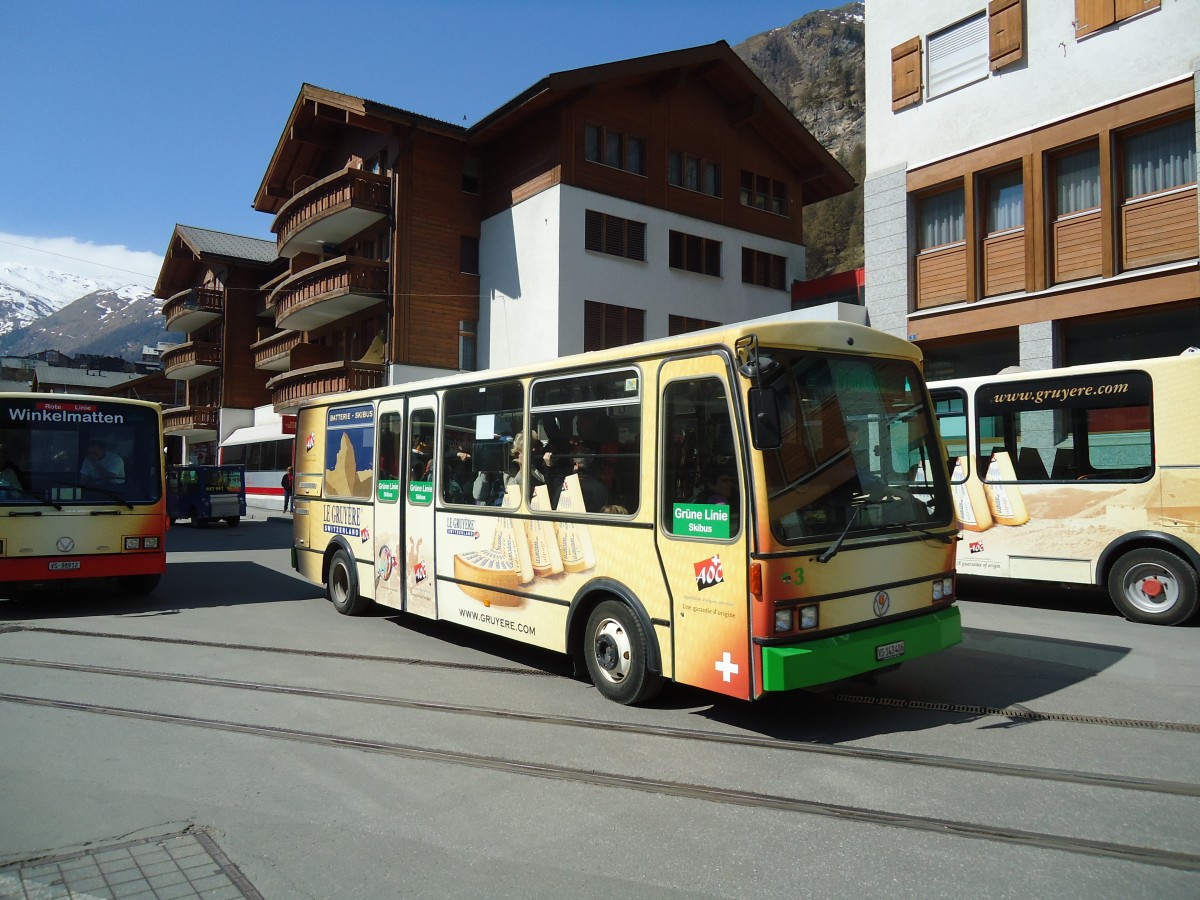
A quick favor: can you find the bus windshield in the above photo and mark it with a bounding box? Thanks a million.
[760,349,952,544]
[0,397,162,507]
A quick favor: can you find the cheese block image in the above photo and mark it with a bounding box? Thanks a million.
[552,474,597,573]
[326,432,372,498]
[950,457,993,532]
[982,450,1030,526]
[528,485,565,576]
[454,548,522,607]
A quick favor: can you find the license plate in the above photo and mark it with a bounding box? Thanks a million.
[875,640,905,661]
[48,561,81,571]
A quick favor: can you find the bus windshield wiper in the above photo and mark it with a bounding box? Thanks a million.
[8,488,62,511]
[893,521,957,544]
[57,479,134,510]
[816,505,860,563]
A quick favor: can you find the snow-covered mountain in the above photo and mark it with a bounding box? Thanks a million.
[0,264,176,360]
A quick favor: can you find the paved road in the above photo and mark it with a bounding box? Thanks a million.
[1,513,1197,898]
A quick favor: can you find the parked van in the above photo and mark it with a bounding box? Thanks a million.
[166,464,246,527]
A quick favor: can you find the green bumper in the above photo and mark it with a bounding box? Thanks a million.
[760,606,962,692]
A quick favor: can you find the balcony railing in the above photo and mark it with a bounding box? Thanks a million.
[271,256,389,332]
[162,341,222,381]
[162,286,225,333]
[273,167,390,258]
[162,405,219,438]
[266,360,385,414]
[251,330,304,372]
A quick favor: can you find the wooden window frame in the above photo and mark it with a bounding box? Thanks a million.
[584,123,647,177]
[989,0,1024,71]
[668,150,722,198]
[738,170,789,217]
[584,210,647,262]
[740,248,787,291]
[668,230,722,277]
[1075,0,1160,39]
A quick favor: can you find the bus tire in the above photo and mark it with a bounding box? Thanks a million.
[116,574,160,596]
[1107,548,1200,625]
[225,516,240,527]
[583,600,662,705]
[327,547,370,615]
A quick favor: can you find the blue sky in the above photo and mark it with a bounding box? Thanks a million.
[0,0,830,287]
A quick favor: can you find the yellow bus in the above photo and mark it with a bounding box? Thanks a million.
[929,350,1200,625]
[0,393,167,596]
[291,317,962,703]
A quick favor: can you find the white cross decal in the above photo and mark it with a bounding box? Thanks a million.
[714,651,739,682]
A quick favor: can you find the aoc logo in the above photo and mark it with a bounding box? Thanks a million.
[693,555,724,591]
[305,431,316,452]
[872,590,891,618]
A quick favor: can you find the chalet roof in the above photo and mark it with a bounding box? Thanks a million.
[154,224,281,299]
[253,84,467,214]
[32,366,140,389]
[469,41,854,203]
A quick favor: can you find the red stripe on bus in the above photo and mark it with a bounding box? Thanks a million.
[246,487,285,496]
[0,552,166,582]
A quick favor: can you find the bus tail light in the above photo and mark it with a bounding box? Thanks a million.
[750,562,763,600]
[933,575,954,602]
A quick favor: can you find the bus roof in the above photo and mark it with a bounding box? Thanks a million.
[928,351,1199,392]
[299,311,922,408]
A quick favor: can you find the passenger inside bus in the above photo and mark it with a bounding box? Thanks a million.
[0,443,25,498]
[80,439,125,483]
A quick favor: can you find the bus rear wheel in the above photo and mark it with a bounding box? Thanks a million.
[1107,548,1199,625]
[327,547,370,615]
[583,600,662,705]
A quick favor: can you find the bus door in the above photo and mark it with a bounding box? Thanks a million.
[373,399,406,610]
[656,356,752,701]
[403,396,438,619]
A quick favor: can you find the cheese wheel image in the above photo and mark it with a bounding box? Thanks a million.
[982,450,1030,526]
[454,549,521,606]
[951,457,993,532]
[553,475,597,573]
[529,486,565,576]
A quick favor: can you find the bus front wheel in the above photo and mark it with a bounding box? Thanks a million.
[1107,548,1199,625]
[117,574,160,596]
[583,600,662,705]
[327,548,370,615]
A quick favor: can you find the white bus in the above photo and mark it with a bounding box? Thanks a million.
[929,351,1200,625]
[290,317,962,704]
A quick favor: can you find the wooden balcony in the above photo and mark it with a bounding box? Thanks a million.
[273,167,390,259]
[251,331,336,373]
[162,341,222,380]
[163,286,225,333]
[163,405,219,440]
[266,360,385,414]
[271,256,389,332]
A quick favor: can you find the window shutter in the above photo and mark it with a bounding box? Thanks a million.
[891,37,922,111]
[627,307,645,344]
[1116,0,1159,21]
[584,301,603,351]
[1074,0,1115,38]
[989,0,1023,70]
[628,221,646,262]
[585,210,602,252]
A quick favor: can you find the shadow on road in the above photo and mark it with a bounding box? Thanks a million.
[165,517,295,553]
[0,560,320,621]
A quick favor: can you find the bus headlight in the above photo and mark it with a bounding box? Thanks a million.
[933,575,954,601]
[143,537,159,550]
[124,537,141,550]
[799,605,818,630]
[774,608,793,633]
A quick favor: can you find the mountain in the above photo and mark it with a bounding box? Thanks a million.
[0,263,142,338]
[734,2,865,278]
[0,279,179,360]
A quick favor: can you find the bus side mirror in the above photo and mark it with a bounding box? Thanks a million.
[748,388,782,450]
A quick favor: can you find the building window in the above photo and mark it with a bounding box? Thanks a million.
[668,231,722,277]
[460,236,480,276]
[919,187,965,249]
[1122,117,1195,200]
[584,301,644,351]
[927,12,988,98]
[982,169,1025,297]
[741,248,787,290]
[668,151,721,197]
[462,157,480,193]
[584,210,646,262]
[584,123,646,176]
[1055,146,1101,215]
[669,315,720,336]
[458,320,477,371]
[986,169,1024,233]
[739,171,788,216]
